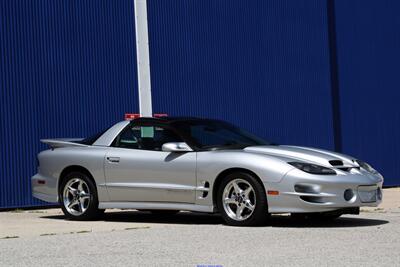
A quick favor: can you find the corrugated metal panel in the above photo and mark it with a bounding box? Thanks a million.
[147,0,334,149]
[335,0,400,186]
[1,0,398,209]
[0,0,138,208]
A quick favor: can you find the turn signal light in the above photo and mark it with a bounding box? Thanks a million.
[267,190,279,195]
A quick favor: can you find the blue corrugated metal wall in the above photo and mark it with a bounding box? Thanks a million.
[334,0,400,186]
[0,0,138,208]
[0,1,399,208]
[147,0,335,150]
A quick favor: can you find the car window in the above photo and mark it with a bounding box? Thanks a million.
[114,125,183,151]
[190,125,252,147]
[173,120,269,150]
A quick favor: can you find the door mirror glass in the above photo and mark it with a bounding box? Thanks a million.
[162,142,193,152]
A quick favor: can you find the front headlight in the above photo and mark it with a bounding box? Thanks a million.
[288,162,336,175]
[356,160,378,174]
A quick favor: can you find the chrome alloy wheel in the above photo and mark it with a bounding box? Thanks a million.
[222,179,256,221]
[63,178,91,216]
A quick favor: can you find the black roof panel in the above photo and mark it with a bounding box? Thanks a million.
[132,116,208,123]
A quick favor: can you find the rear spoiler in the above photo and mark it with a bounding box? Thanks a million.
[40,138,88,149]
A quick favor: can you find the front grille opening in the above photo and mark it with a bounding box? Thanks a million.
[300,196,325,204]
[329,160,343,166]
[294,184,319,194]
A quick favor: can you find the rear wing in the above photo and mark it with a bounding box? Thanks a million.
[40,138,88,149]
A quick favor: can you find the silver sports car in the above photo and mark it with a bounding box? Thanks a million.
[32,117,383,226]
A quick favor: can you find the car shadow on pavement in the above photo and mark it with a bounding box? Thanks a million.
[42,211,225,225]
[268,215,389,228]
[42,211,389,228]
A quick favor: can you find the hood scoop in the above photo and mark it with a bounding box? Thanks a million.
[328,159,360,172]
[244,145,358,169]
[329,160,343,166]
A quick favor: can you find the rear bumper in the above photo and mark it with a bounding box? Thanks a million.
[265,169,383,213]
[31,173,58,203]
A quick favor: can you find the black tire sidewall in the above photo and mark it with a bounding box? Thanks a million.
[217,172,269,226]
[59,172,100,220]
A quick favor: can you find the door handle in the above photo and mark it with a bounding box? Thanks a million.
[106,156,120,163]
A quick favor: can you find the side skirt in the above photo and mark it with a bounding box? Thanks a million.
[98,202,215,213]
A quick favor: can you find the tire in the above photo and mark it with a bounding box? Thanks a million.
[216,171,269,226]
[59,171,103,220]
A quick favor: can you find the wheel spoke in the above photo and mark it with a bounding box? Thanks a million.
[80,194,90,201]
[68,186,78,195]
[67,199,79,209]
[244,200,255,211]
[224,197,237,205]
[78,180,84,192]
[236,205,245,219]
[243,186,252,197]
[232,181,242,194]
[79,200,85,212]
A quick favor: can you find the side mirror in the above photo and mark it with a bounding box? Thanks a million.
[162,142,193,152]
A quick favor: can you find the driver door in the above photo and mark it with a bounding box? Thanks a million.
[104,122,196,203]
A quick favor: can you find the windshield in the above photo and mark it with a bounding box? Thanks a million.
[172,119,271,150]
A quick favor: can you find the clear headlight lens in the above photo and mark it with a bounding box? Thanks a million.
[288,162,336,175]
[356,160,378,174]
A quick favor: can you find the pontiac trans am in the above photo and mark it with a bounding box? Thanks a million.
[32,117,383,226]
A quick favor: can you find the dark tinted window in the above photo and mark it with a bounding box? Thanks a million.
[113,125,183,151]
[172,120,269,150]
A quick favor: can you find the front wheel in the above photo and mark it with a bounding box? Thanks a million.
[59,172,103,220]
[217,172,269,226]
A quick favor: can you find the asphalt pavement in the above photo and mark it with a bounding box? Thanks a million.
[1,189,399,267]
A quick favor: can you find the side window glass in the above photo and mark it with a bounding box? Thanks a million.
[117,127,140,149]
[115,125,183,151]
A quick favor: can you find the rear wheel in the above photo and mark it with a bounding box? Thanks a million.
[217,172,269,226]
[59,172,103,220]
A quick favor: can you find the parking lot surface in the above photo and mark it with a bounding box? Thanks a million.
[1,188,399,267]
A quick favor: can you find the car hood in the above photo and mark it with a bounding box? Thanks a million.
[244,145,357,168]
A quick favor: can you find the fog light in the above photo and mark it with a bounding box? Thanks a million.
[344,189,355,202]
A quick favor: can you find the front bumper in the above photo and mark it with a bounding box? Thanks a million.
[265,168,383,214]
